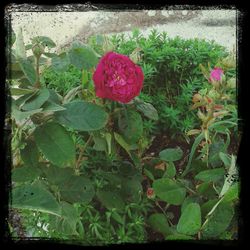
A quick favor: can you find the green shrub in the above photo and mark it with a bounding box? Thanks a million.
[89,29,227,136]
[40,65,82,96]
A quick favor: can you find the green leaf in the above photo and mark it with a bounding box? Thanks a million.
[47,89,62,104]
[12,166,41,182]
[34,122,75,167]
[105,132,112,155]
[96,190,125,211]
[11,103,42,122]
[164,162,176,178]
[177,203,201,235]
[11,182,61,216]
[18,58,36,85]
[20,140,39,168]
[55,101,108,131]
[135,100,159,120]
[219,152,231,168]
[148,213,172,236]
[93,135,107,152]
[10,87,35,96]
[120,178,142,202]
[14,90,39,107]
[118,161,143,181]
[59,176,95,204]
[118,109,143,144]
[68,44,98,70]
[208,139,227,167]
[111,211,124,225]
[63,86,82,104]
[196,182,217,199]
[195,168,225,182]
[51,202,79,235]
[114,132,132,158]
[33,36,56,48]
[159,147,183,162]
[41,100,66,112]
[144,169,155,181]
[222,182,239,203]
[181,196,200,214]
[182,131,205,177]
[201,199,218,219]
[189,160,208,175]
[98,172,122,188]
[21,88,50,111]
[40,165,74,185]
[153,178,186,205]
[201,202,234,238]
[51,52,70,72]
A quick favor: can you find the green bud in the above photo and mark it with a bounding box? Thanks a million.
[32,43,44,58]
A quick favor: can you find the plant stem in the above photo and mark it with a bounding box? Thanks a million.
[35,56,41,88]
[155,201,168,217]
[111,101,115,113]
[122,104,129,122]
[76,135,93,170]
[164,203,170,211]
[177,179,196,195]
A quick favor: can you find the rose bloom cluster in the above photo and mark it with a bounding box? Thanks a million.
[93,52,144,103]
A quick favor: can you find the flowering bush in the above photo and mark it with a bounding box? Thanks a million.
[7,28,239,243]
[93,52,144,103]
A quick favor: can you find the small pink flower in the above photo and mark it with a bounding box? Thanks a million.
[209,67,224,82]
[93,52,144,103]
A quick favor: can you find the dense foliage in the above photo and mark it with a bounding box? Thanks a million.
[7,28,239,244]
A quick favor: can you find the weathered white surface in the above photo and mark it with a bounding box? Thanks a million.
[10,12,99,47]
[9,9,237,53]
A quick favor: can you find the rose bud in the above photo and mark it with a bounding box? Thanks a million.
[147,188,155,199]
[209,67,224,88]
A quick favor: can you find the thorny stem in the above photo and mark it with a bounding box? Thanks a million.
[76,135,93,171]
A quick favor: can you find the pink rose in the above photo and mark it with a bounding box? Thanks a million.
[209,67,224,82]
[93,52,144,103]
